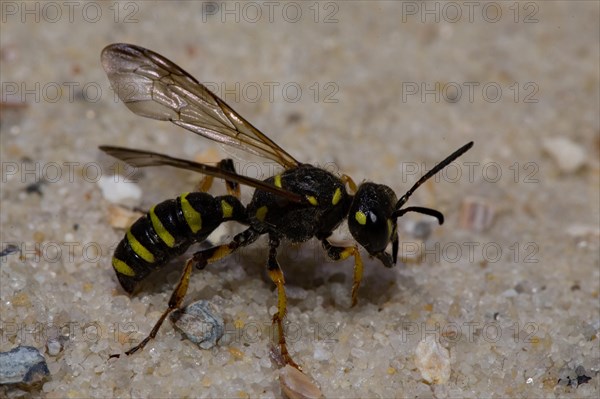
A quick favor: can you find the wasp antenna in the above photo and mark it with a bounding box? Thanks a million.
[394,141,473,211]
[393,206,444,224]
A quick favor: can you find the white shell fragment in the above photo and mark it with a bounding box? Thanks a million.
[542,137,586,173]
[169,300,224,350]
[0,346,50,384]
[458,196,495,233]
[107,204,143,229]
[97,175,142,204]
[566,224,600,239]
[279,365,324,399]
[414,335,451,384]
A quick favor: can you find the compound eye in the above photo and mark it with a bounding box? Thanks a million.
[367,211,378,224]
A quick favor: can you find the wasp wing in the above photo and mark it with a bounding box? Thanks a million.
[100,146,304,204]
[101,43,300,169]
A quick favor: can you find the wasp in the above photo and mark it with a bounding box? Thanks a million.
[100,43,473,369]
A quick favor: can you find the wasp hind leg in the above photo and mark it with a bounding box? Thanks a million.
[197,158,241,199]
[191,229,302,369]
[265,235,302,371]
[110,258,195,358]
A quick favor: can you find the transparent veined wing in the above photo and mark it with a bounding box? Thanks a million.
[101,43,300,169]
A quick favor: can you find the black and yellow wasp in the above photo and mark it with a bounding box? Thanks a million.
[100,43,473,369]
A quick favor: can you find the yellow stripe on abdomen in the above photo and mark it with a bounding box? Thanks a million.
[180,193,202,233]
[112,257,136,277]
[126,230,155,263]
[221,200,233,219]
[149,205,175,248]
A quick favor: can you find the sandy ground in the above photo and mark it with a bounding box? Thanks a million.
[1,1,599,398]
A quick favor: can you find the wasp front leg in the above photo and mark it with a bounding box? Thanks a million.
[319,236,364,307]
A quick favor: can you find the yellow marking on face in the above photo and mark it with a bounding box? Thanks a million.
[149,205,175,248]
[306,195,318,206]
[126,230,155,263]
[221,200,233,219]
[274,174,282,188]
[387,219,393,239]
[355,211,367,225]
[256,206,268,222]
[112,257,136,277]
[181,193,202,233]
[331,187,342,205]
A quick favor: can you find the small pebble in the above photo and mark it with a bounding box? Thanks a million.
[97,175,142,204]
[574,365,592,386]
[558,366,577,386]
[46,338,63,356]
[169,300,224,349]
[458,196,495,233]
[279,365,324,399]
[414,335,451,384]
[312,343,332,362]
[404,219,433,240]
[542,137,586,173]
[0,346,50,384]
[558,364,593,387]
[0,244,20,258]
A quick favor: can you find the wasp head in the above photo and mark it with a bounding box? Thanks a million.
[348,182,399,267]
[347,141,474,268]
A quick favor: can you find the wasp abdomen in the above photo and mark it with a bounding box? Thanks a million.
[112,192,246,294]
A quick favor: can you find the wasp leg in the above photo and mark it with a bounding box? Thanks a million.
[340,173,358,194]
[192,229,301,369]
[191,227,261,270]
[266,235,301,371]
[219,159,241,198]
[110,257,195,358]
[320,238,364,307]
[196,158,241,199]
[197,175,214,193]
